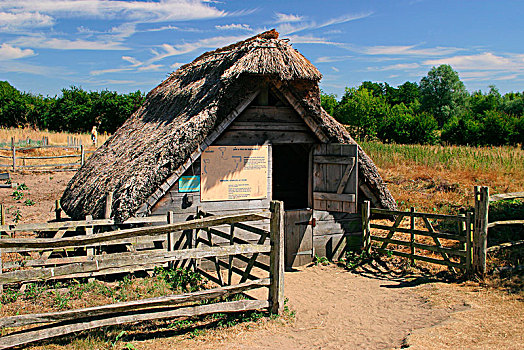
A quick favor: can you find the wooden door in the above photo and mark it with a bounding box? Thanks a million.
[312,144,358,213]
[284,209,314,270]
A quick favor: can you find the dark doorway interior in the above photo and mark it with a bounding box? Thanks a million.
[272,144,311,210]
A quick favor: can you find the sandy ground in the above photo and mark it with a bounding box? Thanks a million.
[2,172,523,349]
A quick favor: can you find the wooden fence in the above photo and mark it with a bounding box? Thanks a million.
[0,144,94,172]
[363,186,524,275]
[0,201,285,349]
[362,201,471,274]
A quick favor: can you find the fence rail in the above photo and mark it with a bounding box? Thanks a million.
[363,202,471,273]
[0,201,285,349]
[0,143,95,171]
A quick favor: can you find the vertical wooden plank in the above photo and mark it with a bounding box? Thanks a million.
[167,211,175,269]
[85,215,94,281]
[473,186,489,276]
[465,212,473,274]
[362,201,371,254]
[55,200,62,221]
[80,145,85,166]
[228,223,235,285]
[410,207,415,266]
[0,204,5,226]
[11,140,16,172]
[104,192,113,219]
[269,200,284,315]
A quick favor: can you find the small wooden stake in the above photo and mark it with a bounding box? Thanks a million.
[104,192,113,219]
[85,215,94,282]
[55,200,62,221]
[465,212,473,274]
[269,200,284,315]
[11,139,16,172]
[0,204,5,226]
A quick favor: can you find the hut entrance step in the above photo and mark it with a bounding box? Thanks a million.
[284,209,314,270]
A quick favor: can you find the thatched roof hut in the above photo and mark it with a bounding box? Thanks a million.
[61,29,396,222]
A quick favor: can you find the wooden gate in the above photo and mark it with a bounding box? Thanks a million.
[284,209,313,269]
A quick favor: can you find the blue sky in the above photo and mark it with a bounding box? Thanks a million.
[1,0,523,97]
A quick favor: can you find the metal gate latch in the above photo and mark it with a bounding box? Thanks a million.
[295,218,316,227]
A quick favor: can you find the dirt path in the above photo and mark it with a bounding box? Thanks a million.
[160,264,452,350]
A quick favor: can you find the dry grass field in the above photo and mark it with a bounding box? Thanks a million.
[0,139,522,349]
[0,127,110,147]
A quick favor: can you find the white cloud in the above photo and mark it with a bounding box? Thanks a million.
[316,55,353,63]
[0,0,228,23]
[331,66,339,72]
[149,35,247,63]
[359,45,462,56]
[137,64,163,72]
[170,62,184,69]
[0,11,54,31]
[215,23,251,31]
[286,34,343,47]
[423,52,524,71]
[274,13,304,23]
[0,43,35,60]
[10,36,128,50]
[369,63,420,71]
[278,12,372,35]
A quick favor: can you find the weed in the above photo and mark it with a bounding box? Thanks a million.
[52,290,70,310]
[12,209,22,223]
[24,199,35,206]
[24,283,46,300]
[17,183,28,191]
[154,267,204,292]
[313,254,330,266]
[1,288,21,304]
[107,330,128,348]
[11,190,23,200]
[339,251,377,270]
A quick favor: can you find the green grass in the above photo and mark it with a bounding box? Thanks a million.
[360,141,524,174]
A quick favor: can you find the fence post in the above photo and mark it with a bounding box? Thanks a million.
[269,200,284,315]
[11,139,16,172]
[473,186,489,276]
[104,192,113,219]
[55,200,62,221]
[0,204,5,225]
[410,207,415,266]
[85,215,94,282]
[167,211,175,269]
[362,200,371,254]
[80,145,85,166]
[465,211,473,274]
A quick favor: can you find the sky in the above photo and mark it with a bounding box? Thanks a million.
[0,0,523,97]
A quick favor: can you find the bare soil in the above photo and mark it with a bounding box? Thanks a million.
[1,172,523,349]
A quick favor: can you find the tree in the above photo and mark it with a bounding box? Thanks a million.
[419,64,468,127]
[320,91,338,116]
[335,87,388,140]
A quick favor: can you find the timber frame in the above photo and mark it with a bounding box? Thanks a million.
[136,81,331,217]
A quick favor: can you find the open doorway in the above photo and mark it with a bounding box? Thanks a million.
[272,144,311,210]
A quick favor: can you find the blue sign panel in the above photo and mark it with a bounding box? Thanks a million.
[179,176,200,192]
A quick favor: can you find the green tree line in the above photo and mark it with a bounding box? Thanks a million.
[0,81,144,134]
[322,64,524,146]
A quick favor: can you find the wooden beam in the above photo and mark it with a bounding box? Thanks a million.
[0,212,269,250]
[0,300,269,350]
[0,244,270,284]
[489,192,524,202]
[0,279,270,328]
[313,192,355,202]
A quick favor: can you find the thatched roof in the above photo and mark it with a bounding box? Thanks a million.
[61,30,396,221]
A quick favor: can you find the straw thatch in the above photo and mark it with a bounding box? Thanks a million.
[61,30,396,221]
